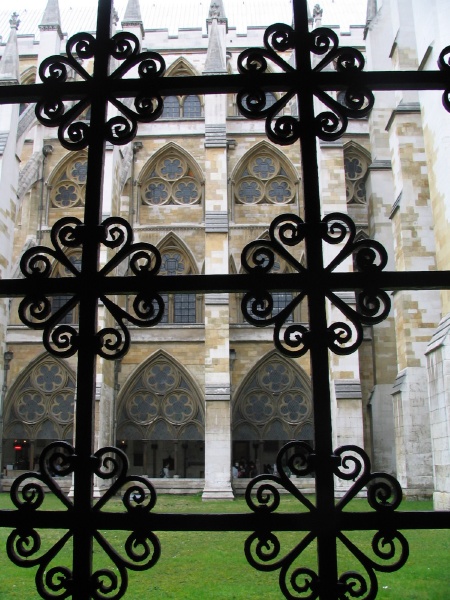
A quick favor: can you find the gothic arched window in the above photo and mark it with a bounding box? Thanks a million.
[162,96,180,118]
[232,353,313,467]
[3,356,75,469]
[344,149,369,205]
[51,252,81,324]
[183,95,202,118]
[116,352,205,477]
[140,148,203,206]
[234,148,296,205]
[161,59,203,120]
[50,153,88,208]
[158,246,199,324]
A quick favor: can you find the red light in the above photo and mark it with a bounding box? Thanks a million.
[14,444,22,451]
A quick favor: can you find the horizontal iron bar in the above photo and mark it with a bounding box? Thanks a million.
[0,509,448,532]
[1,271,450,297]
[0,70,448,105]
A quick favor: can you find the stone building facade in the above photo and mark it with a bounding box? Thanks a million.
[0,0,448,506]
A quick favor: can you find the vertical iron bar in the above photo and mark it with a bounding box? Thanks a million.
[293,0,338,596]
[71,1,111,597]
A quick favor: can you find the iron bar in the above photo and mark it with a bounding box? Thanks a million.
[0,70,449,106]
[1,508,449,532]
[1,0,449,597]
[0,270,449,297]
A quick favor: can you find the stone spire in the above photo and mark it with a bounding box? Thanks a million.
[204,17,226,74]
[207,0,227,33]
[0,13,20,84]
[39,0,63,40]
[122,0,144,41]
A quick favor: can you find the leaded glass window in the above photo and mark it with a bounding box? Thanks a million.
[162,95,203,118]
[162,95,180,118]
[158,251,198,323]
[183,95,202,117]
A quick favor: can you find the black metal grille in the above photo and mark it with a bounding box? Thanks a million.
[0,1,449,598]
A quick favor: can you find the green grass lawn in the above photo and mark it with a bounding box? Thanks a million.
[0,493,448,599]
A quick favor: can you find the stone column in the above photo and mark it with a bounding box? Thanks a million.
[201,13,233,499]
[410,0,450,509]
[385,0,440,496]
[318,140,364,458]
[365,6,399,474]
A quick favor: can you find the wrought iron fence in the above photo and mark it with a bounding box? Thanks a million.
[0,1,449,598]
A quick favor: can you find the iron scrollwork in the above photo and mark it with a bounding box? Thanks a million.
[244,442,408,600]
[36,32,165,149]
[241,213,390,357]
[438,45,450,111]
[322,213,391,355]
[241,213,309,357]
[19,216,164,360]
[19,217,83,357]
[237,25,374,145]
[7,442,160,600]
[98,217,164,360]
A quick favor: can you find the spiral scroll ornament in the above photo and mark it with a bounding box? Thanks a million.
[18,217,164,360]
[237,25,374,145]
[322,213,390,355]
[36,32,165,148]
[438,46,450,112]
[19,218,83,357]
[241,214,309,357]
[244,442,408,600]
[98,216,164,360]
[7,443,160,600]
[241,212,390,357]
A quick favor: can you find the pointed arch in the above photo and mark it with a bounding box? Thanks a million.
[162,59,203,119]
[231,141,300,206]
[2,354,76,469]
[20,66,37,85]
[232,350,312,453]
[157,231,200,274]
[343,141,371,205]
[165,57,199,77]
[156,233,202,323]
[48,151,88,209]
[117,350,205,439]
[18,67,37,125]
[139,143,204,207]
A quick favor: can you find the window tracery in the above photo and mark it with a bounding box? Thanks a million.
[234,149,296,205]
[233,353,313,443]
[4,356,75,441]
[344,149,369,205]
[50,153,88,208]
[158,247,198,323]
[117,353,204,440]
[161,95,202,119]
[140,150,202,206]
[161,60,203,119]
